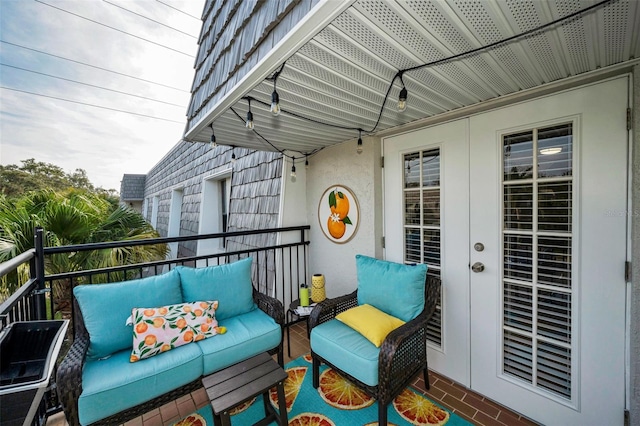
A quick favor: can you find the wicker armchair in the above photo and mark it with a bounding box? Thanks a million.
[57,287,284,426]
[309,275,440,426]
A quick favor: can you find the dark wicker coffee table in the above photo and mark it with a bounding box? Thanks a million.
[202,352,288,426]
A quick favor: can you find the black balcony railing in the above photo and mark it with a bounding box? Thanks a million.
[0,225,311,423]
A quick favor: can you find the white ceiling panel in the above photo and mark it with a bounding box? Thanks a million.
[190,0,639,157]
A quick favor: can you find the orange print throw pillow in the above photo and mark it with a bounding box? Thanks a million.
[127,301,224,362]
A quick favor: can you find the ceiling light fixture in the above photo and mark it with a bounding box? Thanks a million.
[357,129,363,154]
[246,98,254,130]
[539,147,563,155]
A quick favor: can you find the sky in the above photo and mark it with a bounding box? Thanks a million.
[0,0,205,191]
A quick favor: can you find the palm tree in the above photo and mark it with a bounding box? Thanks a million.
[0,189,168,315]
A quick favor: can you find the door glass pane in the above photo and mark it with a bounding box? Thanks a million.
[504,235,533,281]
[422,151,440,187]
[403,148,441,347]
[504,131,533,181]
[404,191,421,225]
[538,182,572,232]
[423,189,440,226]
[504,184,533,230]
[502,123,573,401]
[538,124,573,178]
[404,153,420,188]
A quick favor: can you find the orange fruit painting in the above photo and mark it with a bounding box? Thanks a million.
[327,215,346,239]
[331,191,350,219]
[318,368,374,410]
[392,388,450,425]
[326,189,353,240]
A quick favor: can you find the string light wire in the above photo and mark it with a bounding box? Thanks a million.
[211,0,614,161]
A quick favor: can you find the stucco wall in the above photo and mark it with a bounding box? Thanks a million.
[305,136,383,298]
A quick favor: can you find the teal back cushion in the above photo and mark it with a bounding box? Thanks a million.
[356,254,427,322]
[74,269,183,360]
[177,257,255,321]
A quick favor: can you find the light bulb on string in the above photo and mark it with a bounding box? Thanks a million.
[209,124,217,148]
[290,157,296,178]
[246,98,254,130]
[398,73,407,112]
[270,86,281,116]
[357,129,363,154]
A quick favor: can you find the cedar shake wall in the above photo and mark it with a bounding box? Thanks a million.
[186,0,320,134]
[143,141,282,259]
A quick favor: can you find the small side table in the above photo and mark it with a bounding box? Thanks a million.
[285,299,314,357]
[202,352,288,426]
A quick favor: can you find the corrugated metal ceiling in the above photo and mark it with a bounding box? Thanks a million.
[188,0,640,156]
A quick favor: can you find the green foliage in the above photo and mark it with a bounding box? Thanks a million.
[0,189,167,311]
[0,158,120,198]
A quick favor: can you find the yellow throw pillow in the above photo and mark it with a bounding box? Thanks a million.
[335,304,405,347]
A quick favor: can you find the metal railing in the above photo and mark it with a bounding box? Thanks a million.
[0,225,311,422]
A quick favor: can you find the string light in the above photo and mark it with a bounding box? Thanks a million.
[290,157,296,178]
[398,73,407,112]
[305,157,309,169]
[213,1,609,180]
[231,146,236,163]
[246,98,254,130]
[209,124,217,148]
[271,84,280,116]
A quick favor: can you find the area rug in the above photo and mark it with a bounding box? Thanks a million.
[172,354,471,425]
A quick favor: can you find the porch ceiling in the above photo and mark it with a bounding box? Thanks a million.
[186,0,640,156]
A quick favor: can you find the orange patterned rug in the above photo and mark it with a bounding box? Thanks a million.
[172,354,470,426]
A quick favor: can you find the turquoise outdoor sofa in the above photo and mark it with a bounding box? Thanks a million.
[56,257,284,426]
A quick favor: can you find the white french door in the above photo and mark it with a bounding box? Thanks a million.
[383,77,628,425]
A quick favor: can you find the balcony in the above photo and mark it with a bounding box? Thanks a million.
[1,226,535,426]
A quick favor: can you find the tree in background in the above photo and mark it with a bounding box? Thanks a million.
[0,189,167,315]
[0,158,118,198]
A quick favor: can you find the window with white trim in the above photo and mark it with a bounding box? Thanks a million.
[502,123,573,399]
[403,148,442,346]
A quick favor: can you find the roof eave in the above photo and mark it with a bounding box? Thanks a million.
[183,0,356,143]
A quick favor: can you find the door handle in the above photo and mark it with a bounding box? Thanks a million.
[471,262,485,273]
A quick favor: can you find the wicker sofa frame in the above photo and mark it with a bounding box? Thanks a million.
[309,275,441,426]
[57,288,284,426]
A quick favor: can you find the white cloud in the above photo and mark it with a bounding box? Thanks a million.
[0,0,204,191]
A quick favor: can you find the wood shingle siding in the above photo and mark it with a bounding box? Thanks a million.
[186,0,320,134]
[143,141,282,260]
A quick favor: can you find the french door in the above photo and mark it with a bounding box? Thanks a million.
[383,77,628,425]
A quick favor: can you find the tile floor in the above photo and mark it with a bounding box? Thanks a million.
[47,322,539,426]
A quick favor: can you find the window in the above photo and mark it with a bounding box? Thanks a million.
[403,148,442,346]
[502,123,573,399]
[198,173,231,255]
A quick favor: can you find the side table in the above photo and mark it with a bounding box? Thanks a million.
[285,299,314,357]
[202,352,288,426]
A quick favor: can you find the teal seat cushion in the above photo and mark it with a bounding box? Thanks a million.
[311,319,380,387]
[78,343,203,425]
[177,257,255,321]
[355,254,427,322]
[197,309,281,375]
[73,269,183,360]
